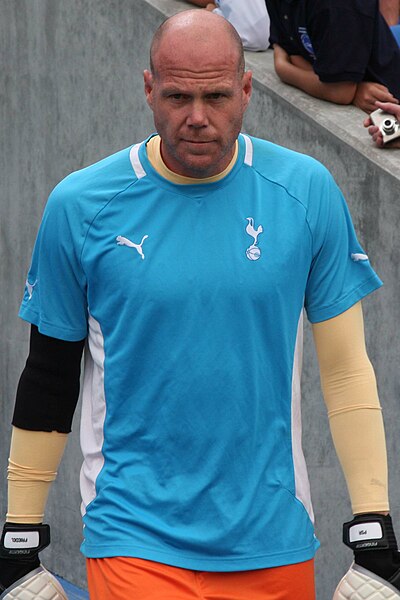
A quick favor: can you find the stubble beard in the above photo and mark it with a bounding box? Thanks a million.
[160,129,241,179]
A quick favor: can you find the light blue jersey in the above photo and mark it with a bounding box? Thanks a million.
[20,134,382,571]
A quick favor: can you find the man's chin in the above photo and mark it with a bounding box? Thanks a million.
[183,164,219,178]
[161,141,233,178]
[171,154,221,178]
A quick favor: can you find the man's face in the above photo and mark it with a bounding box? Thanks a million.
[144,34,252,178]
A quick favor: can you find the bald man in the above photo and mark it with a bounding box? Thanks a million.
[1,9,400,600]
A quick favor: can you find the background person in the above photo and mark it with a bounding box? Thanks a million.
[266,0,400,112]
[1,9,400,600]
[186,0,270,51]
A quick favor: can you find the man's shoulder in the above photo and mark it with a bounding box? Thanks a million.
[248,134,327,179]
[46,144,143,215]
[55,145,135,196]
[246,134,336,206]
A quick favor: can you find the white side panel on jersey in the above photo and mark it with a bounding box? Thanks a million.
[79,314,107,516]
[291,309,315,522]
[241,133,253,166]
[129,143,146,179]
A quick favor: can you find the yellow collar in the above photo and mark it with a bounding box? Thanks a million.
[146,135,238,184]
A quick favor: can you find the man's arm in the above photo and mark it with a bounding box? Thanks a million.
[312,302,400,593]
[0,326,84,594]
[312,301,388,514]
[273,44,357,105]
[0,428,68,594]
[7,428,68,525]
[273,44,397,112]
[8,324,84,523]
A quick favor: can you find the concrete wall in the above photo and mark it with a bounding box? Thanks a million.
[1,0,399,597]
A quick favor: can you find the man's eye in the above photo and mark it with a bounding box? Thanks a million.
[170,94,185,100]
[207,93,225,100]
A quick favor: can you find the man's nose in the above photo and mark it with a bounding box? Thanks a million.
[186,101,209,127]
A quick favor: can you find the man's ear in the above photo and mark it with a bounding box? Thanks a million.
[242,70,253,112]
[143,69,154,109]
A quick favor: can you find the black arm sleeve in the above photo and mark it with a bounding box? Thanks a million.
[12,325,85,433]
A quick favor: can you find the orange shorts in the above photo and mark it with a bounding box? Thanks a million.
[86,556,315,600]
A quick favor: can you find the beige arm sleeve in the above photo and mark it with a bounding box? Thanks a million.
[312,302,389,514]
[7,426,68,524]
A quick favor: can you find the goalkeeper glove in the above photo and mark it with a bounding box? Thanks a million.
[0,523,67,600]
[333,514,400,599]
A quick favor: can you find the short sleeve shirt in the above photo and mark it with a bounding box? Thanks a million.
[19,134,382,571]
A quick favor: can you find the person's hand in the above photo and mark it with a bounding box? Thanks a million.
[333,514,400,599]
[205,3,217,9]
[353,82,398,113]
[0,523,67,599]
[364,101,400,148]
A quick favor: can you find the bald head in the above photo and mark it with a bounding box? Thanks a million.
[143,8,252,178]
[150,9,245,78]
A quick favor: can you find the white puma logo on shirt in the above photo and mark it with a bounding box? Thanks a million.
[26,279,37,300]
[116,235,149,260]
[351,253,369,262]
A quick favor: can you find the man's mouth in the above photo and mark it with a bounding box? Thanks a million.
[181,139,215,147]
[182,136,216,142]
